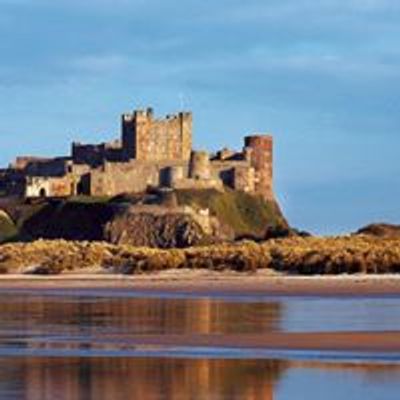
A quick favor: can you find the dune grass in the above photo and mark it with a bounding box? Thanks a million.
[1,235,400,275]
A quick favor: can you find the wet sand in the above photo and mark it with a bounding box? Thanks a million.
[0,271,399,297]
[0,272,399,355]
[92,331,400,353]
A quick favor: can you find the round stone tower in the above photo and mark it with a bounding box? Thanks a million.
[189,151,211,180]
[244,135,274,200]
[166,165,184,188]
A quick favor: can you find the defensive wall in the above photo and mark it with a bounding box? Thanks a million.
[0,106,274,201]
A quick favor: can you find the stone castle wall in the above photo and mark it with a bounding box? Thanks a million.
[11,157,69,177]
[1,106,274,201]
[89,160,188,196]
[210,160,256,194]
[11,157,52,171]
[72,140,122,167]
[25,176,73,198]
[24,158,71,177]
[122,109,192,162]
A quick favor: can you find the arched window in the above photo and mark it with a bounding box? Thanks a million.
[39,188,46,198]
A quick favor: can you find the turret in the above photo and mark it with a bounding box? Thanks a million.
[189,151,211,180]
[244,135,274,200]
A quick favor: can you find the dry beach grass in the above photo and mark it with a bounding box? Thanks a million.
[0,235,400,275]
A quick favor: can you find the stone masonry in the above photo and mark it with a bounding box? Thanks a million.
[0,105,275,200]
[122,108,192,162]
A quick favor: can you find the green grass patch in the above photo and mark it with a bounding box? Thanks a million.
[175,189,287,238]
[0,211,18,243]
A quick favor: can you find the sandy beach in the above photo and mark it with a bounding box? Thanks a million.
[0,271,400,297]
[0,272,399,357]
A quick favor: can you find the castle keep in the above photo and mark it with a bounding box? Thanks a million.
[0,106,274,200]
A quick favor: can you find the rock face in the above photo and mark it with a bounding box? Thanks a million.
[105,211,208,248]
[20,201,115,241]
[2,188,289,248]
[15,200,211,248]
[356,223,400,239]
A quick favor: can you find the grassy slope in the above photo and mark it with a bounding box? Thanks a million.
[1,189,288,243]
[19,200,114,241]
[0,211,18,243]
[175,189,288,239]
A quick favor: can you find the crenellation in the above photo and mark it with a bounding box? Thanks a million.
[0,105,274,200]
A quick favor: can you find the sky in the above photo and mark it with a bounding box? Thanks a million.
[0,0,399,234]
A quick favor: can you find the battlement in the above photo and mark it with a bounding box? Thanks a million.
[245,134,273,147]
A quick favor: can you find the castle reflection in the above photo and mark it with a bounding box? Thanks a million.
[0,294,285,399]
[0,295,283,336]
[0,357,281,400]
[0,294,399,399]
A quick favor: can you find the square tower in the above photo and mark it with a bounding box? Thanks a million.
[122,108,192,162]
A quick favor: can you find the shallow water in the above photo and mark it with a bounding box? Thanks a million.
[0,289,399,399]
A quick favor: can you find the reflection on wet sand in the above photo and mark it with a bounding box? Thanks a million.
[291,360,400,380]
[0,357,283,400]
[0,295,284,399]
[0,295,281,338]
[0,293,399,399]
[2,357,400,400]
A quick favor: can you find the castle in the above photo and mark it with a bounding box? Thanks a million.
[0,106,274,200]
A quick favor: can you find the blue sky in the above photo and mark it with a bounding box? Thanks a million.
[1,0,399,234]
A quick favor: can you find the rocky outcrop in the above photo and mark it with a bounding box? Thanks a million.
[15,200,211,248]
[104,210,209,248]
[263,226,312,240]
[2,188,289,248]
[20,200,115,241]
[355,223,400,239]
